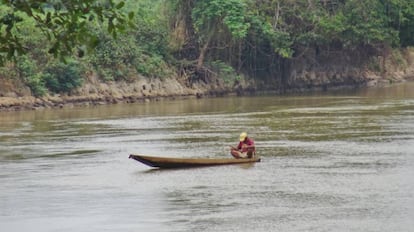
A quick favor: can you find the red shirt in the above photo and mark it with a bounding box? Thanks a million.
[237,137,255,152]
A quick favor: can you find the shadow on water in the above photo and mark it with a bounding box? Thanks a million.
[134,161,261,174]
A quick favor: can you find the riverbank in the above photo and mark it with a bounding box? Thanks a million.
[0,72,243,111]
[1,49,414,112]
[1,75,411,112]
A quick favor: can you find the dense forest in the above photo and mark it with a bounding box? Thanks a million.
[1,0,414,98]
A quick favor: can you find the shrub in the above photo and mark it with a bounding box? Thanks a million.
[42,60,84,93]
[87,29,141,81]
[26,74,47,97]
[15,56,47,97]
[135,54,171,79]
[209,60,241,84]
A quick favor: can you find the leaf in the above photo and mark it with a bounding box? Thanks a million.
[128,11,134,20]
[46,12,51,24]
[116,2,125,9]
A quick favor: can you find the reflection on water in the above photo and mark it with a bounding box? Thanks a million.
[0,82,414,231]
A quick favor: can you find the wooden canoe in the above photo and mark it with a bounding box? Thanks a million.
[129,154,261,169]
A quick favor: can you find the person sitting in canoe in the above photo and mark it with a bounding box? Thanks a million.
[230,132,256,159]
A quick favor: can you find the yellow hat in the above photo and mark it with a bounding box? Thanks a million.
[239,132,247,141]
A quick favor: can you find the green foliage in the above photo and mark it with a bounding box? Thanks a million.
[192,0,250,40]
[132,0,172,78]
[89,30,139,81]
[6,8,53,64]
[209,60,241,84]
[89,1,171,81]
[249,16,294,58]
[385,0,414,46]
[89,27,171,81]
[391,49,407,67]
[0,0,134,65]
[134,0,169,57]
[341,0,398,46]
[135,54,171,79]
[2,0,414,97]
[15,56,47,97]
[26,74,47,97]
[42,60,84,93]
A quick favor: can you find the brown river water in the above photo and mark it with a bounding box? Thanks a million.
[1,82,413,231]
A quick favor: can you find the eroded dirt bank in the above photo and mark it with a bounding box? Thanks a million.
[1,49,414,112]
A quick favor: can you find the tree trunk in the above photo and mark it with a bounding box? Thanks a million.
[196,36,211,70]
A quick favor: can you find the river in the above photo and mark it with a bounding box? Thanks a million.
[1,82,413,232]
